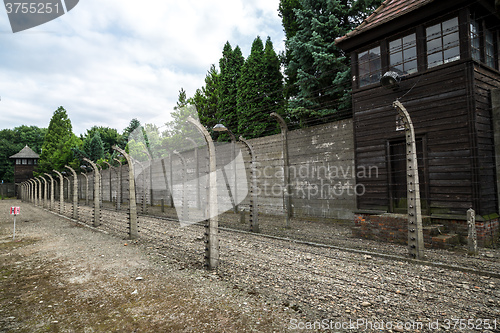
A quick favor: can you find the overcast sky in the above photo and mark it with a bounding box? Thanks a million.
[0,0,285,135]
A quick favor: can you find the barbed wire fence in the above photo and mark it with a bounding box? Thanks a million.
[18,102,500,273]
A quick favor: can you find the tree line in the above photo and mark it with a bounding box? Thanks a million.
[0,106,142,182]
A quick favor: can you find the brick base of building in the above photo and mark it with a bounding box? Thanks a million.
[353,213,499,249]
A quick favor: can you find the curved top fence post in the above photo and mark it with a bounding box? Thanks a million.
[239,136,259,233]
[393,99,424,260]
[187,116,218,270]
[270,112,291,228]
[53,170,64,214]
[65,165,79,219]
[112,146,138,239]
[83,158,101,227]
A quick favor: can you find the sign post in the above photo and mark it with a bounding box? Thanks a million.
[10,206,20,240]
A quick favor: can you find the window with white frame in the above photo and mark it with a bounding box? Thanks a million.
[389,33,418,75]
[426,17,460,68]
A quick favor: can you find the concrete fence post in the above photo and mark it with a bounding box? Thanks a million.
[467,208,478,256]
[169,153,174,207]
[97,165,103,208]
[40,176,48,209]
[393,100,424,260]
[103,161,114,206]
[114,158,123,211]
[29,179,35,205]
[65,166,79,220]
[186,137,201,209]
[270,112,292,228]
[83,158,101,227]
[44,173,54,210]
[135,162,147,214]
[142,149,154,207]
[160,157,172,208]
[239,136,259,233]
[35,177,42,207]
[173,150,188,223]
[80,172,89,206]
[53,170,64,214]
[112,146,138,239]
[187,116,218,270]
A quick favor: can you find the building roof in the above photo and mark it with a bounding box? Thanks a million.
[335,0,434,45]
[9,145,40,159]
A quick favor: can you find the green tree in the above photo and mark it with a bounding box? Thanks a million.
[0,129,19,182]
[217,42,244,135]
[192,64,219,130]
[278,0,303,99]
[236,36,284,139]
[283,0,383,125]
[120,118,142,150]
[37,106,81,174]
[163,90,203,153]
[0,126,46,182]
[82,126,121,156]
[86,131,105,162]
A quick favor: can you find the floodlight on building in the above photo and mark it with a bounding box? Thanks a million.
[380,71,401,89]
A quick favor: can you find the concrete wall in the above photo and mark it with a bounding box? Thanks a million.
[78,118,356,220]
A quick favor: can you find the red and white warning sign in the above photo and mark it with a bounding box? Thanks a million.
[10,207,20,215]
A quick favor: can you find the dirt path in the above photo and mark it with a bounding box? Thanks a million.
[0,200,293,332]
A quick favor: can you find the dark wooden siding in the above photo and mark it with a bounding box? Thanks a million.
[473,64,500,215]
[353,61,477,215]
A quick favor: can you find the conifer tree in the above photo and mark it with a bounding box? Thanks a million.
[237,36,284,139]
[282,0,383,125]
[193,64,219,130]
[217,42,244,135]
[37,106,81,174]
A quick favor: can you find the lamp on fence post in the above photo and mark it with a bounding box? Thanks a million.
[44,173,54,210]
[213,122,238,213]
[239,136,259,233]
[393,100,424,260]
[187,116,219,270]
[270,112,292,228]
[83,159,101,227]
[65,165,78,220]
[114,158,122,210]
[112,146,138,239]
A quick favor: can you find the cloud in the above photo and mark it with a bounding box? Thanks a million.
[0,0,284,135]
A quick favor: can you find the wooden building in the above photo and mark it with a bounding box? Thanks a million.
[9,145,39,184]
[336,0,500,224]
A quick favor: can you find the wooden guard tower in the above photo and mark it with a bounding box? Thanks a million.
[9,145,40,184]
